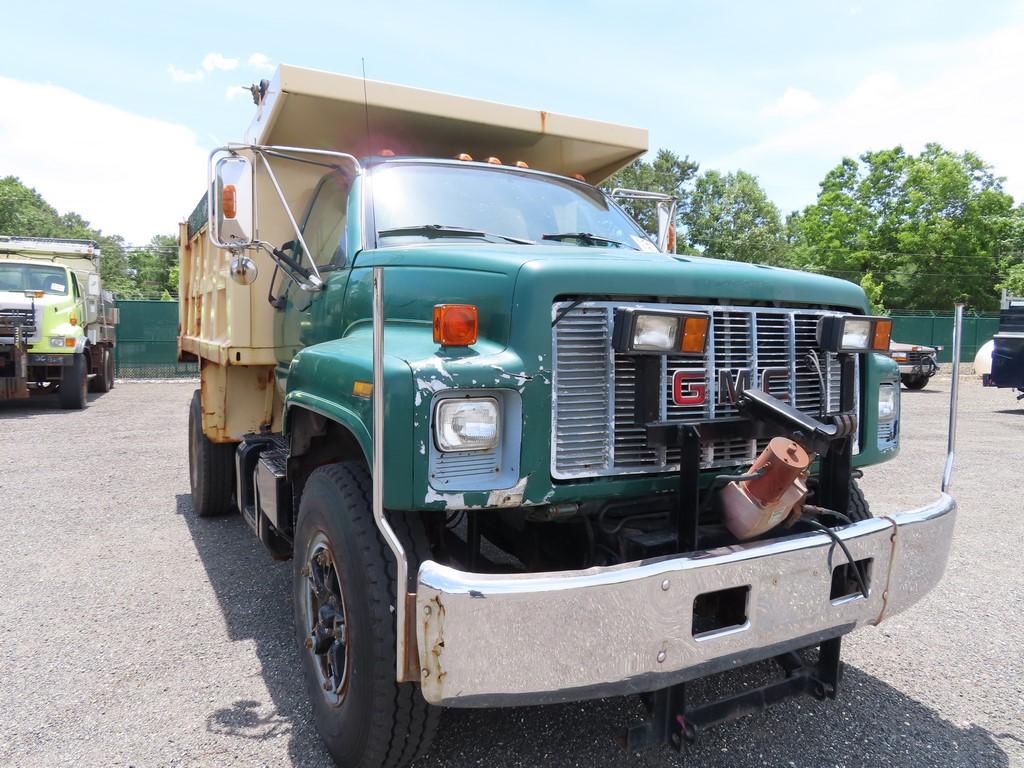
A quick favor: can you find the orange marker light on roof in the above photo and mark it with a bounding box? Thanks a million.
[456,153,473,161]
[680,315,709,354]
[433,304,478,347]
[574,173,586,181]
[871,318,893,351]
[378,148,395,157]
[222,184,237,219]
[515,160,529,168]
[486,156,502,165]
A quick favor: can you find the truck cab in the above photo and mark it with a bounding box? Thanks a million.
[0,237,117,407]
[179,66,957,768]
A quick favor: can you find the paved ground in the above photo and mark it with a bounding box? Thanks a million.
[1,374,1021,767]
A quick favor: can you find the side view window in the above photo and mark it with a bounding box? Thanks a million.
[70,272,80,299]
[302,172,352,268]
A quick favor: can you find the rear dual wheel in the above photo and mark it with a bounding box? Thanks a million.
[188,389,235,517]
[89,346,115,393]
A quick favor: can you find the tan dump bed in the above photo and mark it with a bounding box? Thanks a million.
[179,64,648,440]
[246,64,647,183]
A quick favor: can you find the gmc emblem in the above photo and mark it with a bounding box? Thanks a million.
[672,368,790,406]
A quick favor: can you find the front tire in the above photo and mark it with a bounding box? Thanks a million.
[294,462,439,768]
[59,353,88,409]
[902,374,928,390]
[188,389,235,517]
[847,479,871,522]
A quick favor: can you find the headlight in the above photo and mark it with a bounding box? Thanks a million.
[633,314,679,352]
[878,383,898,421]
[49,336,74,348]
[434,397,499,452]
[817,315,892,353]
[612,308,709,355]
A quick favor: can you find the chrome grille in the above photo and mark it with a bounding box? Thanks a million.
[551,301,857,479]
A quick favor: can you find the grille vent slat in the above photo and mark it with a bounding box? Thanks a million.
[552,301,857,479]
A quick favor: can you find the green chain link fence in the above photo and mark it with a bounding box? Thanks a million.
[889,311,999,364]
[114,300,197,379]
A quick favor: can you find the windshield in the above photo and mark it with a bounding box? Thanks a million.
[0,263,69,295]
[370,162,656,252]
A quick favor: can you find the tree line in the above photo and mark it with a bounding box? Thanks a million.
[0,176,179,299]
[603,144,1024,311]
[5,140,1024,309]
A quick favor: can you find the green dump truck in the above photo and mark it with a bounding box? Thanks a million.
[0,236,117,408]
[180,66,959,767]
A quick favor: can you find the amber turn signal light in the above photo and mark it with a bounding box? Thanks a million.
[433,304,478,347]
[222,184,237,219]
[680,315,709,354]
[871,318,892,351]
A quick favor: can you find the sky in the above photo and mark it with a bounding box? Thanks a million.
[2,0,1024,243]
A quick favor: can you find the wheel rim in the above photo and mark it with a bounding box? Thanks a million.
[303,532,350,706]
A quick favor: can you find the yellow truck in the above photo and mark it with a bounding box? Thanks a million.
[0,236,117,407]
[180,65,959,767]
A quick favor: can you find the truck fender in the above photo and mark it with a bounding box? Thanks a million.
[284,400,372,515]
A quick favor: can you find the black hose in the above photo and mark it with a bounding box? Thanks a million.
[801,517,869,599]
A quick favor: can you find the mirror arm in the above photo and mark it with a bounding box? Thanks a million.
[254,240,320,292]
[254,150,323,287]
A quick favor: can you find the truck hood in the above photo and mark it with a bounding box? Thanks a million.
[0,291,70,310]
[356,244,869,311]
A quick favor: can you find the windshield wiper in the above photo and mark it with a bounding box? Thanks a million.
[377,224,532,245]
[541,231,626,248]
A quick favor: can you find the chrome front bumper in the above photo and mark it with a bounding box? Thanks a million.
[415,493,955,707]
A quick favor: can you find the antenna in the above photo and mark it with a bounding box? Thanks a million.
[361,58,372,153]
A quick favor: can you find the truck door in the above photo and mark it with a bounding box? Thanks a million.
[274,170,357,388]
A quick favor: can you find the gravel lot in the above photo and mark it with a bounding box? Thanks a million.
[1,374,1021,767]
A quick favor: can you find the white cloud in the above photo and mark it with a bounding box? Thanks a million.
[247,52,274,72]
[202,52,239,72]
[760,87,822,120]
[225,85,250,101]
[0,76,208,242]
[719,24,1024,211]
[167,65,203,83]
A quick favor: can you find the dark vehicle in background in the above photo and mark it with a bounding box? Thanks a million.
[890,340,939,390]
[983,293,1024,398]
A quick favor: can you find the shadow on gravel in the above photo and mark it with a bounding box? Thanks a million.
[0,391,103,417]
[176,494,1008,768]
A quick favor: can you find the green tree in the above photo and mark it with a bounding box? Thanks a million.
[1000,263,1024,297]
[789,144,1017,310]
[683,170,788,263]
[0,175,180,298]
[600,149,698,236]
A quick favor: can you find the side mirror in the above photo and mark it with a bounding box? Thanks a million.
[229,254,259,285]
[655,199,678,254]
[609,188,678,254]
[210,154,255,249]
[87,273,101,297]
